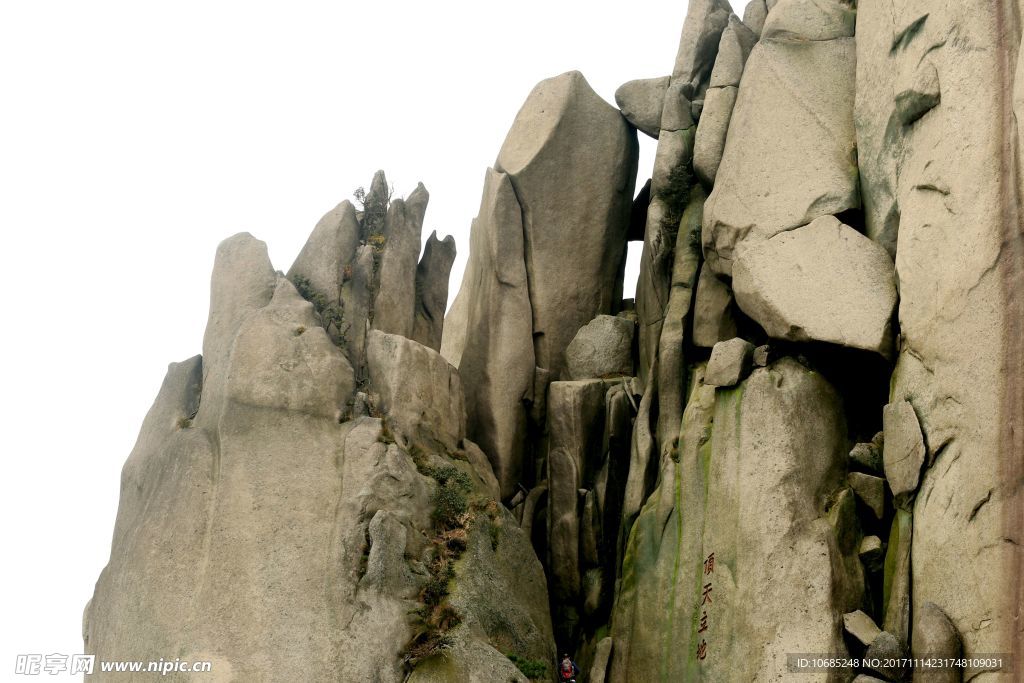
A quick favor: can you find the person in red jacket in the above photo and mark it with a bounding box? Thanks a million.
[559,653,579,681]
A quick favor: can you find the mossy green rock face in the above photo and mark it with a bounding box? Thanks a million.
[611,359,864,682]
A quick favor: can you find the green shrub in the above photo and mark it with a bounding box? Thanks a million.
[431,482,469,530]
[506,653,548,679]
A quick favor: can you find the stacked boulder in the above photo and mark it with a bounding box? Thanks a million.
[442,70,638,501]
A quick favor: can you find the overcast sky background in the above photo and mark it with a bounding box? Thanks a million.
[0,1,687,676]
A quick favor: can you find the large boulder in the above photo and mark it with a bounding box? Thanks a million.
[882,400,927,501]
[286,200,359,303]
[366,330,465,453]
[565,315,635,380]
[615,76,669,139]
[495,70,638,380]
[704,337,754,387]
[442,169,536,499]
[702,34,858,276]
[611,359,862,681]
[733,215,897,356]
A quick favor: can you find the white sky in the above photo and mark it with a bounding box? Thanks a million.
[0,1,686,677]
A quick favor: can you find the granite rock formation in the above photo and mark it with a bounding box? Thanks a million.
[88,0,1023,680]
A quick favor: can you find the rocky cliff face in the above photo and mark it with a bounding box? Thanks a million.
[88,0,1022,681]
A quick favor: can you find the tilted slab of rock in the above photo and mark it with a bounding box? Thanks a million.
[694,16,758,187]
[692,85,736,186]
[495,70,637,380]
[611,359,862,681]
[565,314,635,380]
[366,330,465,453]
[286,199,359,303]
[882,400,926,501]
[883,508,912,646]
[411,230,456,352]
[671,0,733,98]
[708,16,758,90]
[614,76,669,139]
[703,35,858,276]
[844,610,882,647]
[442,168,535,499]
[733,215,897,356]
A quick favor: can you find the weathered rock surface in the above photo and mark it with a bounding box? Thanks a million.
[671,0,733,97]
[882,400,926,501]
[704,337,754,387]
[547,379,612,640]
[648,186,704,474]
[286,200,359,303]
[615,76,669,139]
[565,315,635,380]
[761,0,855,42]
[844,610,882,647]
[692,264,737,348]
[443,169,535,499]
[733,215,897,356]
[865,631,908,680]
[850,440,884,474]
[849,472,886,520]
[495,70,638,380]
[860,2,1024,668]
[693,85,737,187]
[636,0,730,385]
[911,602,962,682]
[411,231,456,352]
[367,330,465,453]
[87,222,555,681]
[372,184,428,339]
[589,636,614,683]
[742,0,768,37]
[703,35,858,276]
[197,233,278,426]
[611,359,862,681]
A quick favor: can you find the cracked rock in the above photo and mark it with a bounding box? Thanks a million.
[882,401,927,500]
